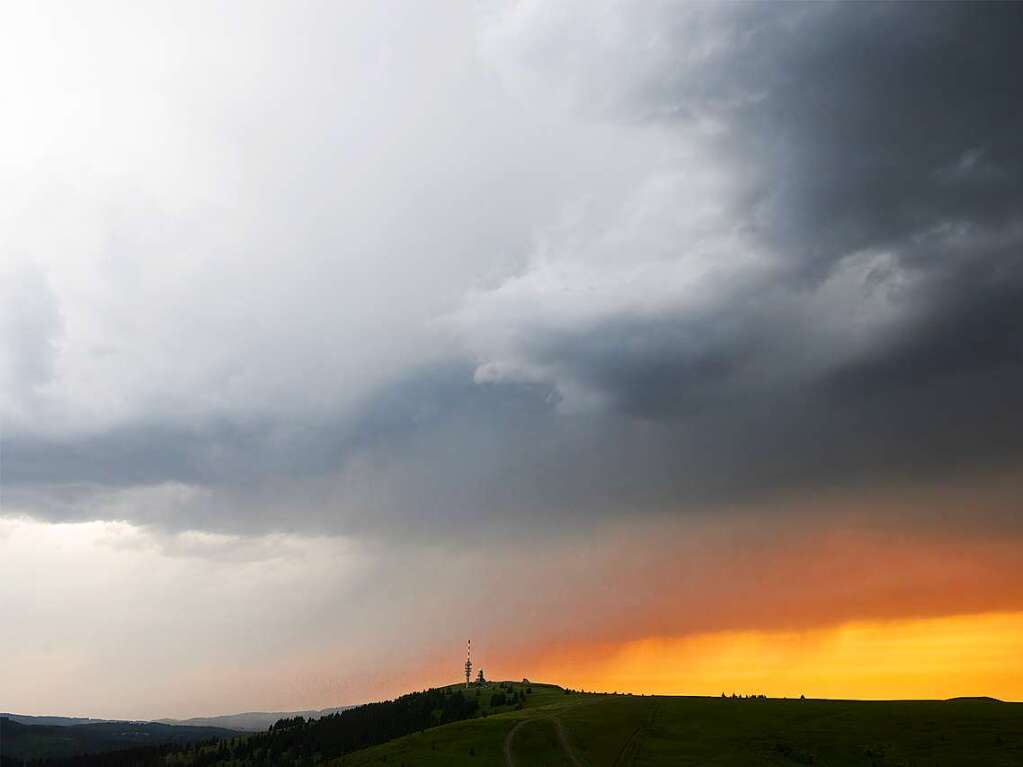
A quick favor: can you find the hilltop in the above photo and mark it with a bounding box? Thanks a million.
[946,696,1004,704]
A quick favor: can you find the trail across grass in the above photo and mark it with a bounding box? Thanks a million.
[503,711,586,767]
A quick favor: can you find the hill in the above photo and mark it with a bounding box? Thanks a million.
[0,718,240,762]
[334,684,1023,767]
[154,707,355,732]
[0,707,356,735]
[946,696,1004,704]
[0,714,115,728]
[8,684,1023,766]
[4,682,535,766]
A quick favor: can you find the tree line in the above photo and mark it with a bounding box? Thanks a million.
[17,687,483,767]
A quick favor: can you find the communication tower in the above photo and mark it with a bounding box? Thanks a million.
[465,639,472,688]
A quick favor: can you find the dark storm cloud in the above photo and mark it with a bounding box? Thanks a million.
[2,365,570,534]
[471,10,1022,399]
[6,2,1023,537]
[752,4,1023,265]
[448,2,1023,525]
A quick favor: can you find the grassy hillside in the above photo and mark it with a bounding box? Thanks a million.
[332,685,1023,766]
[9,684,1021,766]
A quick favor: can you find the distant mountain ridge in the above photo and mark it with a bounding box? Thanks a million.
[0,713,115,727]
[154,707,357,732]
[3,707,356,733]
[945,696,1003,703]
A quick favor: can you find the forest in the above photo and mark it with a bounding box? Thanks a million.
[6,685,500,767]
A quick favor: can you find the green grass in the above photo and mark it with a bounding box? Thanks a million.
[509,718,572,766]
[629,696,1023,765]
[329,684,1023,767]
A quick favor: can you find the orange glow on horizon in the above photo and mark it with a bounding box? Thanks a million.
[521,612,1023,702]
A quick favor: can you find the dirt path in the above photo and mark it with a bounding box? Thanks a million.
[503,719,528,767]
[552,716,585,767]
[611,699,661,767]
[504,716,583,767]
[611,725,643,767]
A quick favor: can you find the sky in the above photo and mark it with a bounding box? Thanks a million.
[2,1,1023,719]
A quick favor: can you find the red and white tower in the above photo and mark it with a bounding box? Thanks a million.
[465,640,472,688]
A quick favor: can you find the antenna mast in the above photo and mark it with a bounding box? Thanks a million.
[465,639,472,688]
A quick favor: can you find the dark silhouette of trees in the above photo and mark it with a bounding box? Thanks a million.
[20,688,481,767]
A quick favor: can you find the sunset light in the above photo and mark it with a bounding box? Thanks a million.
[541,612,1023,702]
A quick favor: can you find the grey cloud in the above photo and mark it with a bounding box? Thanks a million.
[0,262,62,421]
[454,2,1023,450]
[4,2,1023,539]
[7,357,1022,540]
